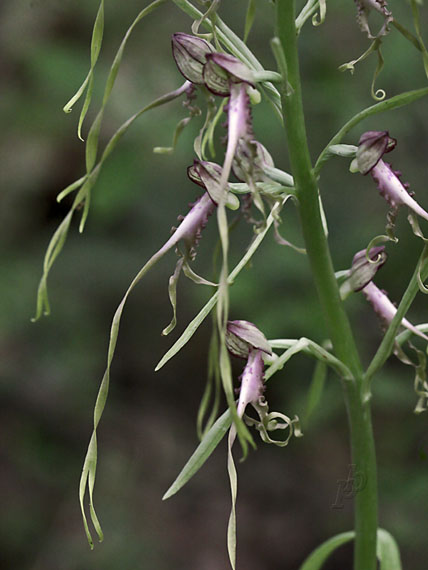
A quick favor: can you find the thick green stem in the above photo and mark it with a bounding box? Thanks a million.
[276,2,378,569]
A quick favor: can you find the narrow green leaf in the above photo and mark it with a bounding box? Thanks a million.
[243,0,256,42]
[63,0,104,131]
[32,209,74,321]
[227,430,238,570]
[377,529,402,570]
[77,74,95,141]
[56,174,87,202]
[410,0,428,78]
[266,338,352,382]
[63,70,91,115]
[153,116,191,155]
[197,328,221,439]
[163,409,232,500]
[162,258,184,336]
[299,528,402,570]
[299,531,355,570]
[85,110,103,174]
[79,245,171,545]
[79,190,91,234]
[182,260,218,286]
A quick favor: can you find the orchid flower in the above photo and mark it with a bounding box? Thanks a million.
[224,319,301,569]
[354,131,428,238]
[341,245,428,341]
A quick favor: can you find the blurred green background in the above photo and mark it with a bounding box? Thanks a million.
[2,1,428,568]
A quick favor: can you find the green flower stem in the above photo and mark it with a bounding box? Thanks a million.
[276,2,377,569]
[364,245,428,388]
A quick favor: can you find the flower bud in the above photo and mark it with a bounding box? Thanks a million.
[171,33,213,84]
[226,320,272,359]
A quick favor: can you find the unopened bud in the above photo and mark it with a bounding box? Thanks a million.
[226,320,272,359]
[171,33,213,84]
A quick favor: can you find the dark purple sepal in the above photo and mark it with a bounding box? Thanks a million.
[203,53,255,97]
[187,160,223,204]
[350,246,387,292]
[226,320,272,359]
[202,56,231,96]
[208,53,256,85]
[356,131,396,175]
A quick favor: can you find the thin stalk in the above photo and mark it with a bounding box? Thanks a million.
[276,2,378,569]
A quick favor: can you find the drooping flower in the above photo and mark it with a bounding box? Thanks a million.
[225,319,300,445]
[224,320,300,569]
[356,131,428,224]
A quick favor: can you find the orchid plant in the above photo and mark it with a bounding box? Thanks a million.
[34,1,428,569]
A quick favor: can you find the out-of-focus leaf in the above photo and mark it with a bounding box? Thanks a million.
[299,531,355,570]
[377,528,402,569]
[304,358,327,425]
[244,0,256,42]
[163,409,232,500]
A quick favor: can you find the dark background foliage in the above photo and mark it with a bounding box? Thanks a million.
[1,1,428,568]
